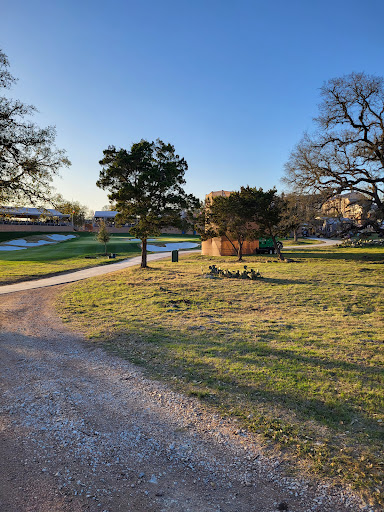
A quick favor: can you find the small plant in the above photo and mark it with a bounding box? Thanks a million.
[96,220,110,255]
[205,264,262,280]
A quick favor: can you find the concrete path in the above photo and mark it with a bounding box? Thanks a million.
[283,237,341,250]
[0,250,199,295]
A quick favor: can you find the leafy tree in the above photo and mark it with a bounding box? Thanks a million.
[200,190,258,261]
[101,203,117,211]
[97,139,198,268]
[97,220,110,255]
[53,194,90,226]
[0,49,70,205]
[284,72,384,234]
[242,187,286,260]
[199,187,286,261]
[280,192,324,240]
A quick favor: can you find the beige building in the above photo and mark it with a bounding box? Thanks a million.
[322,192,369,222]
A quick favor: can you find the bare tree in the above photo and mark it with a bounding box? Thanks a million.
[284,72,384,234]
[280,192,324,240]
[0,49,70,205]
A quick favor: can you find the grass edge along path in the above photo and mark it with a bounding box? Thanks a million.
[57,247,384,509]
[0,232,200,285]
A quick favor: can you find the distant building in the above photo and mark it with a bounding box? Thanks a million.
[205,190,232,202]
[322,192,370,222]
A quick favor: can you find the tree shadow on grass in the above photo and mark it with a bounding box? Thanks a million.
[260,277,308,285]
[283,249,384,262]
[106,323,384,439]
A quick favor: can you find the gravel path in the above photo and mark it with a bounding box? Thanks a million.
[0,286,370,511]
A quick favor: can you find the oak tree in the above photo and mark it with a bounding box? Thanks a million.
[0,49,70,205]
[284,72,384,234]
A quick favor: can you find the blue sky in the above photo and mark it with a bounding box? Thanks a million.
[1,0,384,212]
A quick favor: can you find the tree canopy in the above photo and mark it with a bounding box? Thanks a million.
[280,192,324,241]
[199,187,286,261]
[0,49,70,205]
[97,139,199,267]
[96,220,110,255]
[52,194,90,226]
[242,187,286,259]
[200,190,257,261]
[284,72,384,234]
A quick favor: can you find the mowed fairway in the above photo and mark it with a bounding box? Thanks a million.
[0,232,200,285]
[58,246,384,507]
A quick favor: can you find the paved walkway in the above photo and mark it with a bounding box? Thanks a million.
[283,237,340,249]
[0,250,199,295]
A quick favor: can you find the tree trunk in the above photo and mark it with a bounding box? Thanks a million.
[104,242,107,255]
[141,238,147,268]
[293,229,298,242]
[224,234,238,257]
[271,234,285,261]
[237,238,243,261]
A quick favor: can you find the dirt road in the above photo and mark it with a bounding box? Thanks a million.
[0,287,367,511]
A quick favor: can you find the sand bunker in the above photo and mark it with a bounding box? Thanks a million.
[0,234,76,251]
[0,246,27,251]
[5,239,55,247]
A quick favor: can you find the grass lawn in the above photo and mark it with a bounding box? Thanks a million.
[57,245,384,507]
[0,232,200,285]
[281,238,326,246]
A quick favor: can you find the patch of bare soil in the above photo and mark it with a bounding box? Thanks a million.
[0,287,370,511]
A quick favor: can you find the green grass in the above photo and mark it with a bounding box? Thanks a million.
[0,232,200,285]
[281,237,326,246]
[57,246,384,507]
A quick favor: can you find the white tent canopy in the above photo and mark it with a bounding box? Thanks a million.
[94,211,119,219]
[0,207,70,218]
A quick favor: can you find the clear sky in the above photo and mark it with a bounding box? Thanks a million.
[1,0,384,212]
